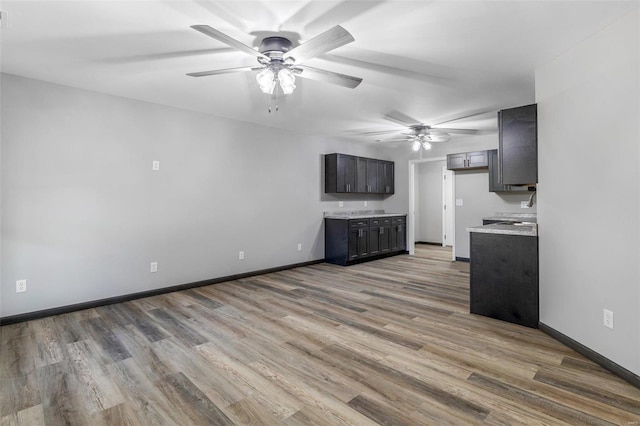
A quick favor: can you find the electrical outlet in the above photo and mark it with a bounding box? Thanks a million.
[364,201,368,207]
[150,262,158,273]
[297,243,302,251]
[239,251,245,260]
[16,279,26,293]
[521,201,530,209]
[603,309,614,329]
[152,160,160,171]
[338,201,344,208]
[455,199,463,206]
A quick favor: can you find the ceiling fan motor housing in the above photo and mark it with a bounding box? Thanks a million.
[258,37,293,64]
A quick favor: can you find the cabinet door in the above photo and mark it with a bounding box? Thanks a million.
[348,228,360,260]
[467,151,489,169]
[379,225,391,253]
[499,104,537,185]
[337,154,357,193]
[356,157,368,193]
[382,161,394,194]
[488,149,509,192]
[366,159,379,193]
[369,225,381,255]
[390,217,406,251]
[447,153,467,170]
[349,221,369,259]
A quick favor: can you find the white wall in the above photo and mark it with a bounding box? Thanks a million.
[536,9,639,374]
[0,73,388,318]
[415,160,446,244]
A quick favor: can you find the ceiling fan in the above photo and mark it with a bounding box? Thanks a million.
[186,25,363,99]
[365,110,495,152]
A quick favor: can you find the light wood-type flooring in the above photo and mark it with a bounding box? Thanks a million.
[2,245,640,425]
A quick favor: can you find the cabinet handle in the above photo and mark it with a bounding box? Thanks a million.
[346,183,350,192]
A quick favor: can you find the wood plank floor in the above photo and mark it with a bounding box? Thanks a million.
[2,245,640,425]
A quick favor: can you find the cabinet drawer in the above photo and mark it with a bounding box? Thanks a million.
[349,219,370,228]
[391,216,406,224]
[370,218,390,226]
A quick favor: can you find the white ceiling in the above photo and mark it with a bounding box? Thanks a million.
[2,1,638,142]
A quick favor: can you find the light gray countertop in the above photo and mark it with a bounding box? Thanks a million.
[467,222,538,237]
[324,213,407,220]
[483,212,537,223]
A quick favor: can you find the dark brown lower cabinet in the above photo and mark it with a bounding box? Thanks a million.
[325,216,406,266]
[348,222,369,260]
[390,216,406,252]
[470,232,539,328]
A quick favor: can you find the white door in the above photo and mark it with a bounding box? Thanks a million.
[442,167,454,247]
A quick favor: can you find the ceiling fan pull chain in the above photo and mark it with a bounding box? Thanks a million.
[268,86,280,113]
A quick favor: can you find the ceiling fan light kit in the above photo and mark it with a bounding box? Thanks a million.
[187,24,362,108]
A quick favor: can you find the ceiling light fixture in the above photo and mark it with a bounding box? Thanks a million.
[256,68,276,94]
[255,64,297,95]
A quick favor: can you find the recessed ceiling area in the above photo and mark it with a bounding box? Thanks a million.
[2,1,637,140]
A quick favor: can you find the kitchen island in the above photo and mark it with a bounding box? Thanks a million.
[467,221,539,328]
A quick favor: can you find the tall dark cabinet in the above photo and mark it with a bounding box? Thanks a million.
[498,104,537,185]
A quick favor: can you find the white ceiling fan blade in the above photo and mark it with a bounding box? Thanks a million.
[283,25,354,64]
[186,66,263,77]
[431,127,490,135]
[293,65,362,89]
[191,25,270,61]
[383,111,422,126]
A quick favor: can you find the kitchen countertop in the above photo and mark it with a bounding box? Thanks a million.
[467,222,538,237]
[324,213,407,219]
[483,212,537,223]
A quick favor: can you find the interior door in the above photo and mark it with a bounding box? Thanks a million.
[442,167,454,247]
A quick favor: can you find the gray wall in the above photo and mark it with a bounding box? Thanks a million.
[0,73,389,318]
[535,10,639,374]
[415,160,445,244]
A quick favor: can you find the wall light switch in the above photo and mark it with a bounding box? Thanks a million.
[455,199,463,207]
[150,262,158,273]
[239,251,245,260]
[152,161,160,171]
[297,243,302,251]
[603,309,614,329]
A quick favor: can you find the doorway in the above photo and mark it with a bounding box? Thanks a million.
[408,158,456,260]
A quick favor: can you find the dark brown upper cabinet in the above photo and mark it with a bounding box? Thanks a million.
[446,150,489,171]
[325,153,357,193]
[325,154,394,194]
[498,104,538,185]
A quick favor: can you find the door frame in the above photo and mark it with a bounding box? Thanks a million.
[442,166,454,248]
[408,157,456,260]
